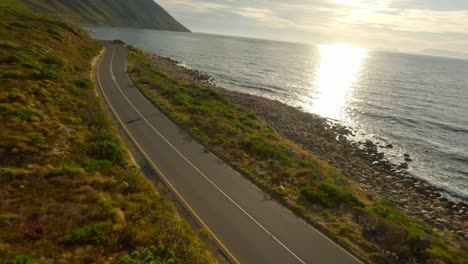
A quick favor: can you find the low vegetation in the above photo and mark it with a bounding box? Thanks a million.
[128,47,468,263]
[17,0,190,32]
[0,1,214,263]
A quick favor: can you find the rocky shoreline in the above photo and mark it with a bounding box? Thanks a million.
[225,93,467,239]
[146,53,467,240]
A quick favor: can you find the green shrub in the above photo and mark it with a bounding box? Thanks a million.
[4,55,21,63]
[0,255,33,264]
[87,159,113,172]
[35,66,58,80]
[74,78,93,89]
[8,108,36,121]
[239,116,256,128]
[47,27,61,38]
[121,244,176,264]
[65,83,83,96]
[370,202,427,241]
[240,136,291,163]
[293,204,306,215]
[42,56,64,67]
[65,116,82,124]
[90,140,124,163]
[3,70,27,79]
[373,217,410,256]
[300,182,363,208]
[425,245,457,263]
[11,22,29,29]
[0,40,20,49]
[7,91,19,101]
[20,58,41,69]
[173,93,193,108]
[66,222,109,245]
[27,132,44,144]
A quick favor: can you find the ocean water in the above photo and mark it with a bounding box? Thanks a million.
[87,27,468,201]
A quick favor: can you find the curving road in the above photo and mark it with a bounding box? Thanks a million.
[96,42,361,264]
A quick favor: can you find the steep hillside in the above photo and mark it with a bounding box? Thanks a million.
[0,1,212,262]
[18,0,190,32]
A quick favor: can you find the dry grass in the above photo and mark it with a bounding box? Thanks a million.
[0,1,214,263]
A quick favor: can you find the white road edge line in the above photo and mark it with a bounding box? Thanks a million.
[108,46,307,264]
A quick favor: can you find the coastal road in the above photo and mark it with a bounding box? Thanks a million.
[96,42,361,264]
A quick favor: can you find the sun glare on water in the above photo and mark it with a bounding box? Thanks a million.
[309,44,367,120]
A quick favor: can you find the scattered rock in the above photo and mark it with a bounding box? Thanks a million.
[434,207,447,216]
[446,201,456,208]
[398,163,409,169]
[439,197,449,203]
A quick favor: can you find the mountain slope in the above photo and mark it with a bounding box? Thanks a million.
[18,0,190,32]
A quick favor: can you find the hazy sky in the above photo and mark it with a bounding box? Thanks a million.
[158,0,468,53]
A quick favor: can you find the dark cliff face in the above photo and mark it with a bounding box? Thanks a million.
[18,0,191,32]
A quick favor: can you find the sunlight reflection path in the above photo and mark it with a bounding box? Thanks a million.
[309,44,367,120]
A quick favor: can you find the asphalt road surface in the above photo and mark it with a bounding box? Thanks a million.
[96,42,361,264]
